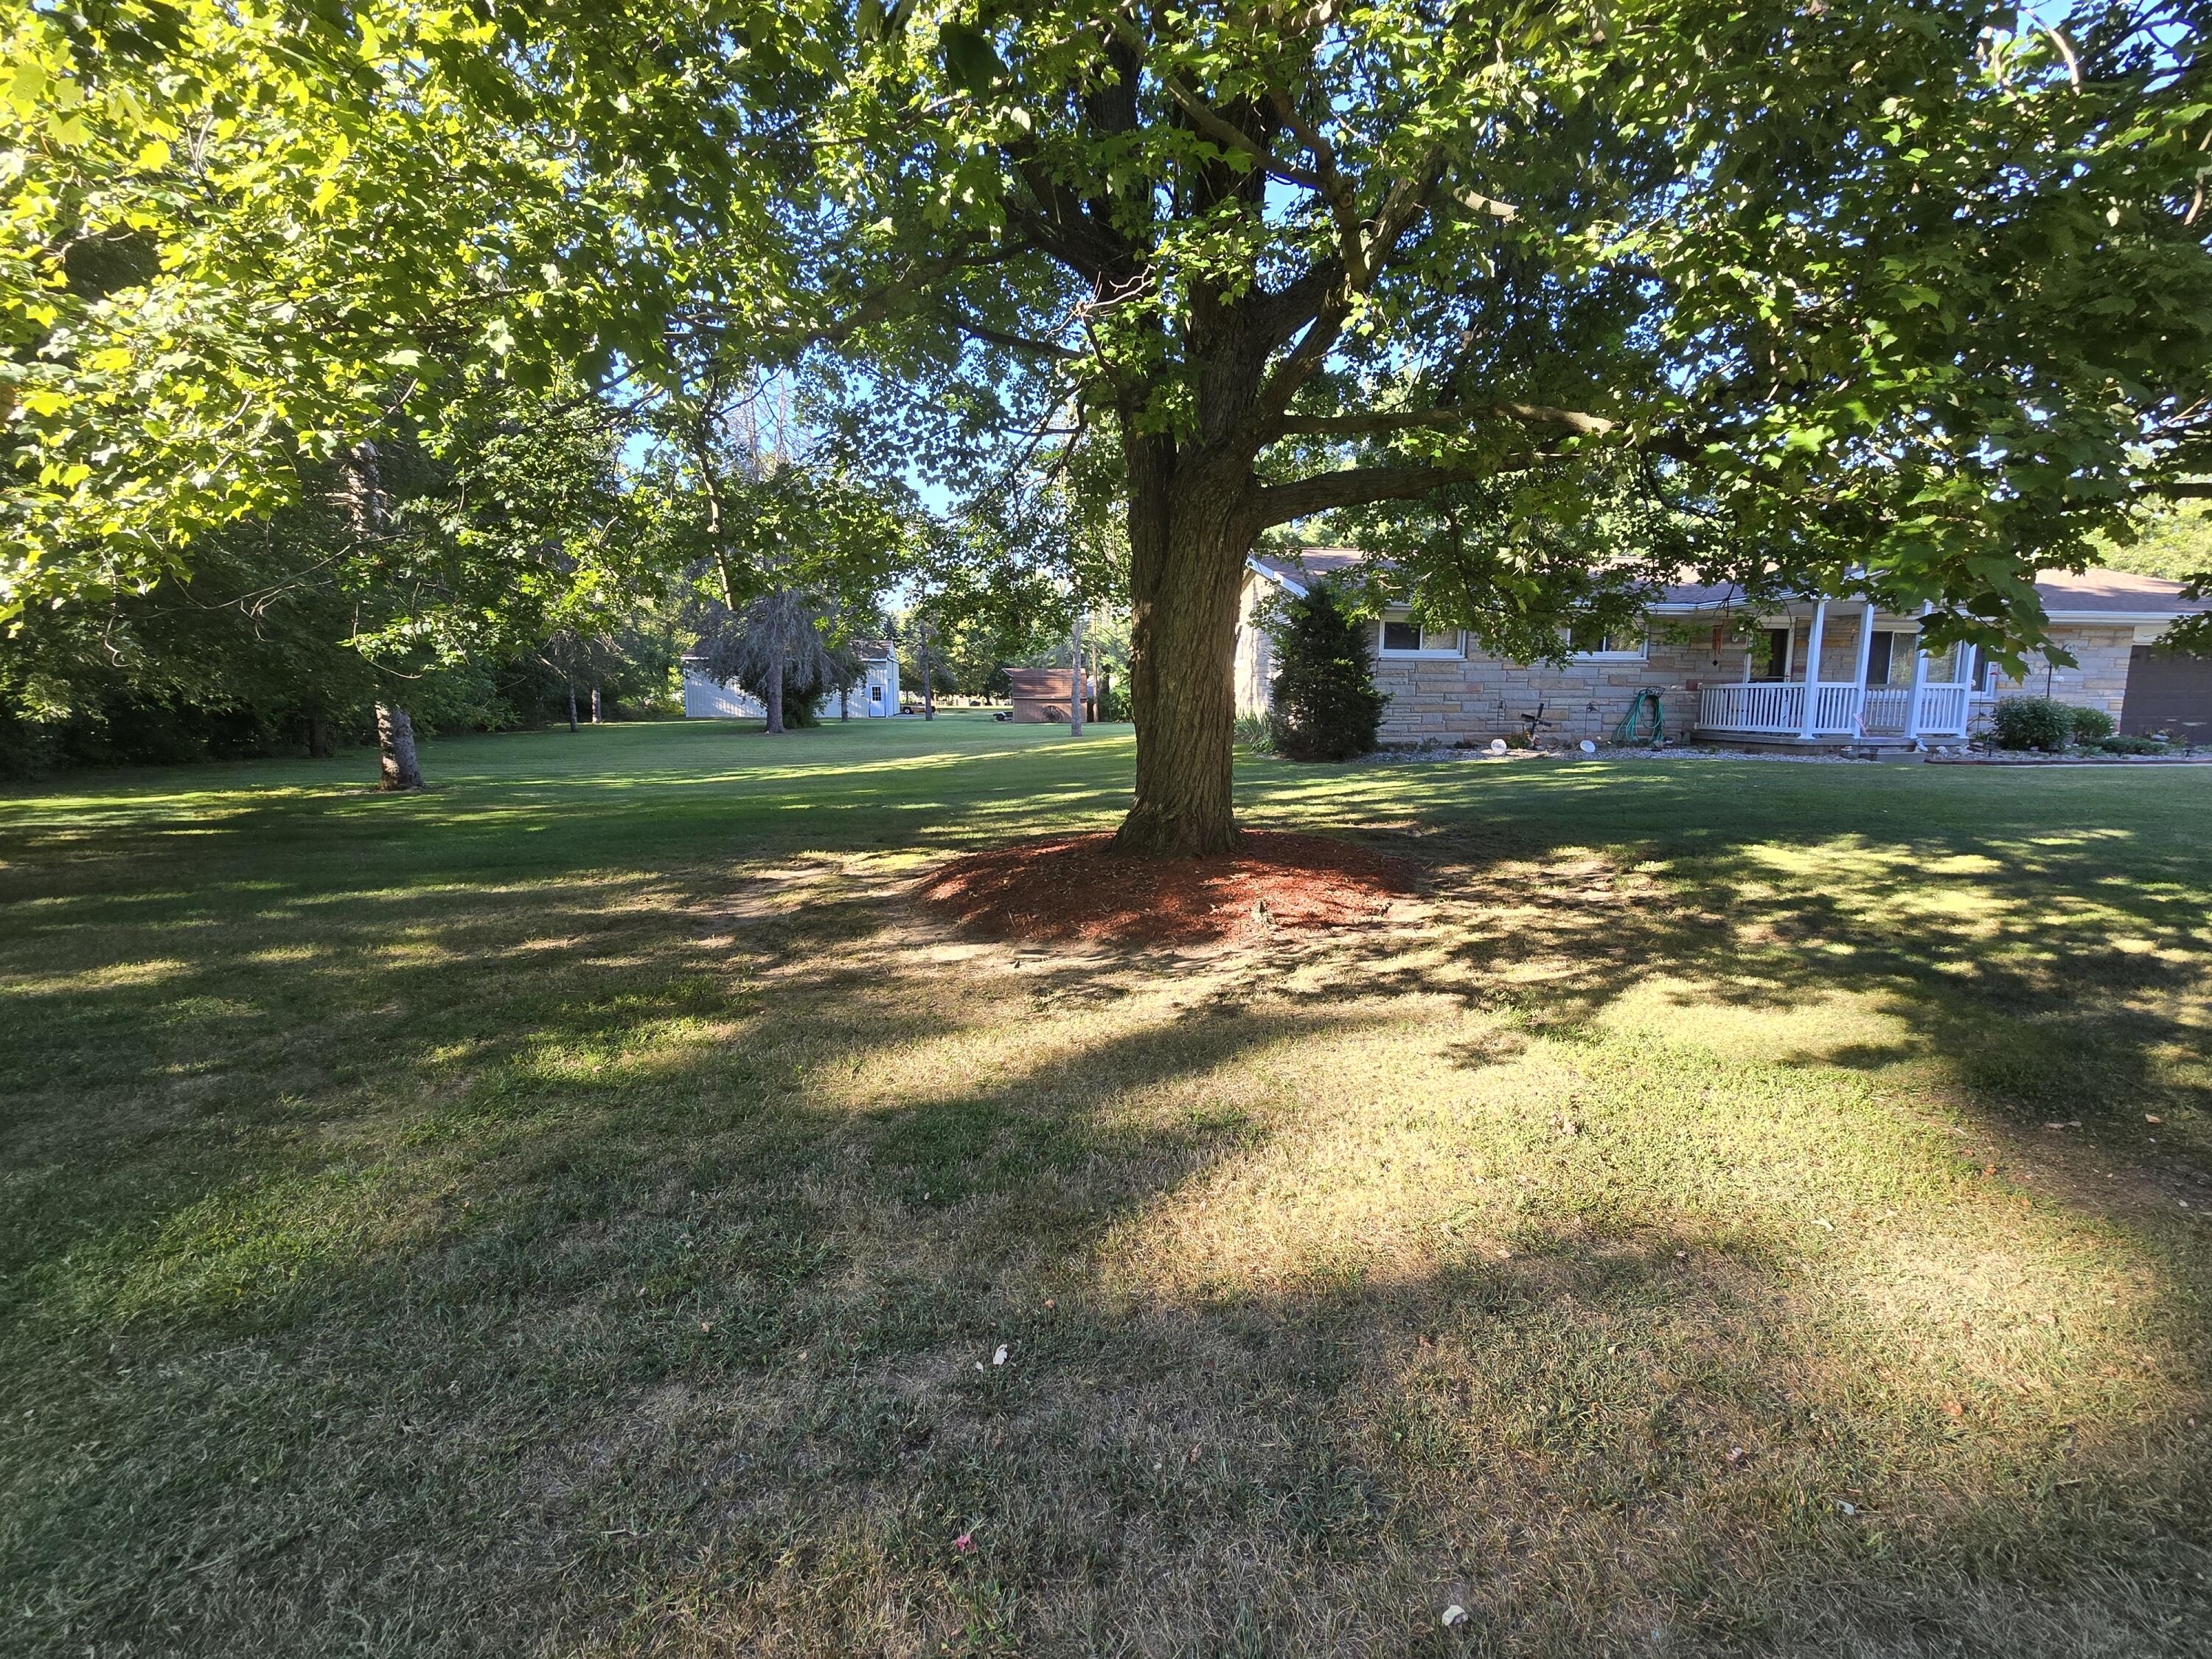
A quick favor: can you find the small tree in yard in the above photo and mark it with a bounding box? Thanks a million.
[1267,588,1387,762]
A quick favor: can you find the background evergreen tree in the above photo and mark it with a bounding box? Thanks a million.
[692,588,858,733]
[1267,587,1388,763]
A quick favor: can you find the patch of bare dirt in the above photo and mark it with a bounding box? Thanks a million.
[915,830,1416,947]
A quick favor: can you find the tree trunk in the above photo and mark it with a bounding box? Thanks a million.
[566,683,579,733]
[376,702,424,791]
[765,641,786,734]
[840,684,849,720]
[1088,630,1100,724]
[1068,603,1086,737]
[591,684,601,724]
[307,715,335,759]
[1113,451,1253,857]
[920,627,934,721]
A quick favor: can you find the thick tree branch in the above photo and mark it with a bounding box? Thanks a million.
[1004,171,1133,282]
[1267,402,1619,440]
[1253,455,1554,524]
[942,304,1084,361]
[1102,11,1328,198]
[1247,146,1450,427]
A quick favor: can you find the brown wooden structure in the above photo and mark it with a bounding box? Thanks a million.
[1006,667,1089,723]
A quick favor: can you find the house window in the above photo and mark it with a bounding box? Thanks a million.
[1378,620,1460,655]
[1566,619,1648,660]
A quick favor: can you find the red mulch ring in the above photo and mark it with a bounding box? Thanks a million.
[916,830,1416,947]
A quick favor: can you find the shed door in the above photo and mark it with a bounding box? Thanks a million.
[2121,645,2212,742]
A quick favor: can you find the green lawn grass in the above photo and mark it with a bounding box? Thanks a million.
[3,714,2208,1657]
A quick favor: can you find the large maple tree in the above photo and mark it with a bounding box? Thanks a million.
[9,4,2211,849]
[767,2,2212,852]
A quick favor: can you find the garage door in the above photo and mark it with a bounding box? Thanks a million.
[2121,645,2212,742]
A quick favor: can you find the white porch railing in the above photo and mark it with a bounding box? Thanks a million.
[1697,682,1970,739]
[1912,684,1969,734]
[1697,682,1805,733]
[1862,687,1910,734]
[1813,684,1861,733]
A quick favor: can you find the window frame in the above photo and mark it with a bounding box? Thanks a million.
[1375,616,1465,658]
[1563,619,1650,662]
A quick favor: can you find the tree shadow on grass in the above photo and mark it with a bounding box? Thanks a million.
[2,754,2209,1656]
[516,1174,2211,1658]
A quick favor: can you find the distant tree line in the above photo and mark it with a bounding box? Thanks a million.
[1,383,686,779]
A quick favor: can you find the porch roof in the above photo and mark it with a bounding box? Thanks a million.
[1245,548,2211,625]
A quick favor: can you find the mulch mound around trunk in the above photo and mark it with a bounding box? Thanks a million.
[916,830,1416,947]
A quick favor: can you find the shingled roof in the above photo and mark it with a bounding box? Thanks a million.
[1245,547,2210,622]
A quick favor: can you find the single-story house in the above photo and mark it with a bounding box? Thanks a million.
[681,639,901,721]
[1237,549,2212,749]
[1005,667,1093,723]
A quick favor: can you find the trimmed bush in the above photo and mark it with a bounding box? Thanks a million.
[1267,585,1388,761]
[2067,704,2116,742]
[1991,696,2072,752]
[2098,733,2168,755]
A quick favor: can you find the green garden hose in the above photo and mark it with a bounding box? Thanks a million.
[1613,690,1666,747]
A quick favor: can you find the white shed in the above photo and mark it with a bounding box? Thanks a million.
[681,639,902,720]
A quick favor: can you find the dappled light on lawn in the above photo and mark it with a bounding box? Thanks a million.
[1,717,2207,1655]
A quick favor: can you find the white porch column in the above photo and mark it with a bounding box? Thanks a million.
[1902,602,1932,742]
[1848,599,1878,736]
[1796,599,1829,740]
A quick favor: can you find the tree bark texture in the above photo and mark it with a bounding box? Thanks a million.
[566,684,579,733]
[376,702,424,791]
[1113,446,1256,858]
[1068,602,1085,737]
[591,684,601,724]
[920,627,934,720]
[765,641,786,734]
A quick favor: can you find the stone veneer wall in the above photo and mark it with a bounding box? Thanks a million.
[1371,625,1733,746]
[1975,623,2138,726]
